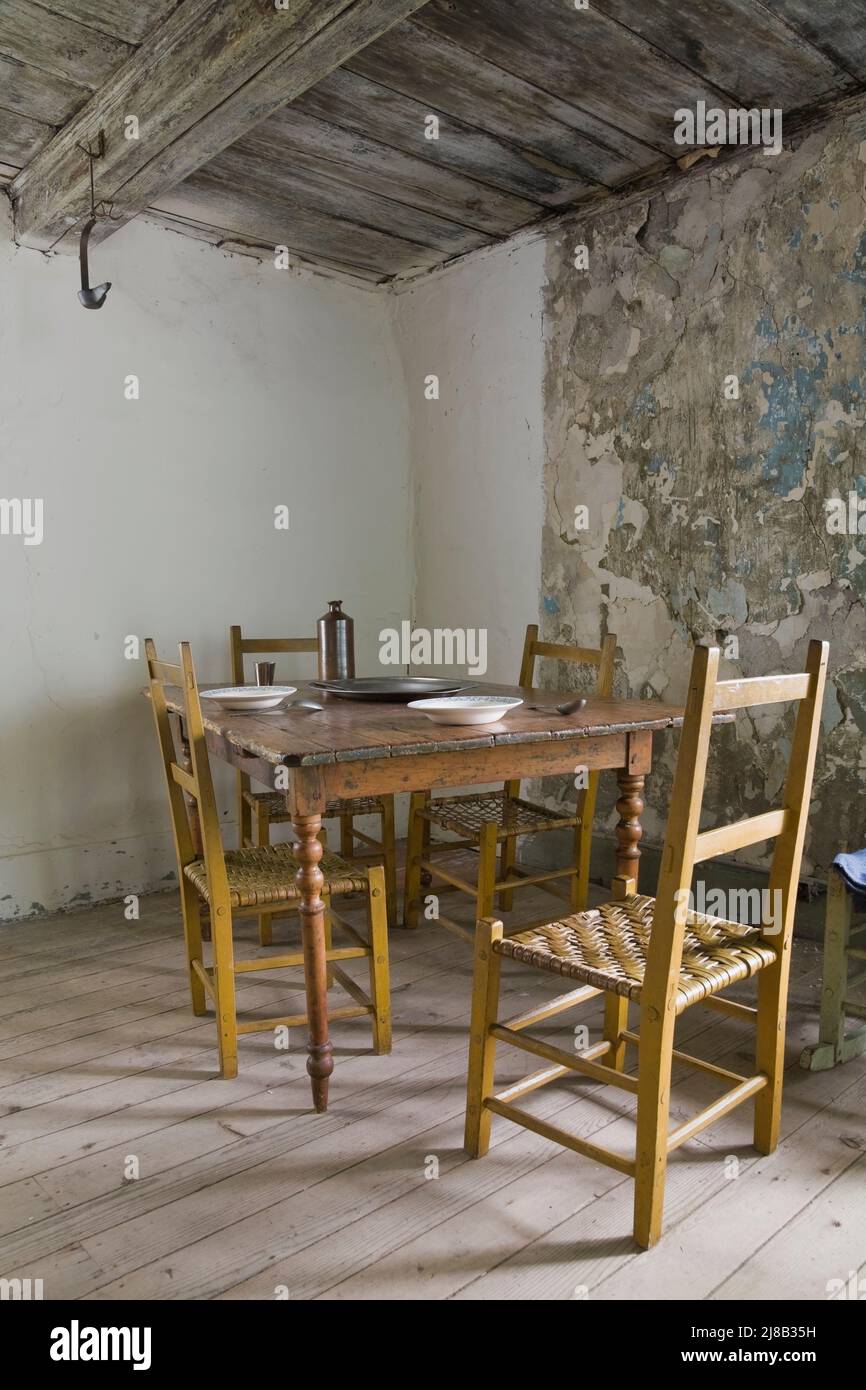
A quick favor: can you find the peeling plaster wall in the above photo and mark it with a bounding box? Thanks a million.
[544,108,866,874]
[0,211,411,921]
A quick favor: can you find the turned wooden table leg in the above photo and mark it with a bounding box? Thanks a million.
[292,811,332,1112]
[615,769,645,889]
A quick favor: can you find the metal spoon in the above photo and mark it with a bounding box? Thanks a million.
[526,697,588,715]
[282,698,325,712]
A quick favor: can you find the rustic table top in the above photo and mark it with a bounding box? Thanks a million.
[156,680,701,767]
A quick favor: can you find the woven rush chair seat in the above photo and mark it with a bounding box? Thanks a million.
[421,790,577,841]
[499,893,777,1015]
[184,843,369,910]
[243,789,387,821]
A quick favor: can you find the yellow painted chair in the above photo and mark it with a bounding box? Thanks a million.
[230,625,399,935]
[464,640,827,1248]
[146,639,391,1080]
[403,624,617,940]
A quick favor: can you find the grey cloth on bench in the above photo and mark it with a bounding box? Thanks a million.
[834,849,866,911]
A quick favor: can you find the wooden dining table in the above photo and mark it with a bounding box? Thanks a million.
[159,679,702,1113]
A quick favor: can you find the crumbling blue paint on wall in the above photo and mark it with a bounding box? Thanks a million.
[541,106,866,874]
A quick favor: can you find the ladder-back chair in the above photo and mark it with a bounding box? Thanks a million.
[230,624,399,933]
[464,639,827,1247]
[146,639,391,1081]
[404,624,616,939]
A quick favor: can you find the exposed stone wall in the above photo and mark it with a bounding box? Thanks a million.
[542,106,866,875]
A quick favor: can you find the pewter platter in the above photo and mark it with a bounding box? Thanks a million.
[309,677,475,702]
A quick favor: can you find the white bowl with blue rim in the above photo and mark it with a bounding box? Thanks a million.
[202,685,297,711]
[407,695,523,726]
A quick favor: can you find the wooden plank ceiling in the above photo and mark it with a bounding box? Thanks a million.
[1,0,864,286]
[0,1,174,166]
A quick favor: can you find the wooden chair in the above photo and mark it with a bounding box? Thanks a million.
[146,639,391,1080]
[404,625,617,939]
[464,639,828,1248]
[230,625,399,934]
[800,857,866,1071]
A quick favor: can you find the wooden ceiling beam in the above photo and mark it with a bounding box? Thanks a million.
[10,0,430,250]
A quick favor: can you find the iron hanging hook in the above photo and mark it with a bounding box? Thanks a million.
[76,132,111,309]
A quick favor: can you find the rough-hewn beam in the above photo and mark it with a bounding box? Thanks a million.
[11,0,430,250]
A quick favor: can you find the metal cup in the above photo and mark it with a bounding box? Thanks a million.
[254,661,276,686]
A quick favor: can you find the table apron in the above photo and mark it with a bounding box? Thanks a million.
[203,727,653,811]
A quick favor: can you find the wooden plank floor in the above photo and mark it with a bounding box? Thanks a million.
[0,872,863,1301]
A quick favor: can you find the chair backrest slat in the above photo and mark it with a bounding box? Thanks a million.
[240,637,318,654]
[643,640,828,1015]
[149,658,183,684]
[693,809,788,863]
[714,673,810,711]
[518,623,617,697]
[531,639,609,667]
[229,624,317,685]
[170,762,198,798]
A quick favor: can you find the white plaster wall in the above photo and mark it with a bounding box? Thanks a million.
[388,238,546,684]
[0,211,411,919]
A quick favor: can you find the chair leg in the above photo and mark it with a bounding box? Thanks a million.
[238,782,252,851]
[323,888,333,989]
[256,803,273,946]
[420,811,432,888]
[476,822,499,922]
[633,1002,675,1248]
[180,878,207,1016]
[211,899,238,1079]
[571,813,590,912]
[366,865,392,1053]
[603,992,629,1072]
[604,875,633,1069]
[380,794,398,929]
[465,917,504,1157]
[498,835,516,912]
[340,813,354,858]
[404,791,428,928]
[753,941,793,1155]
[572,773,599,913]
